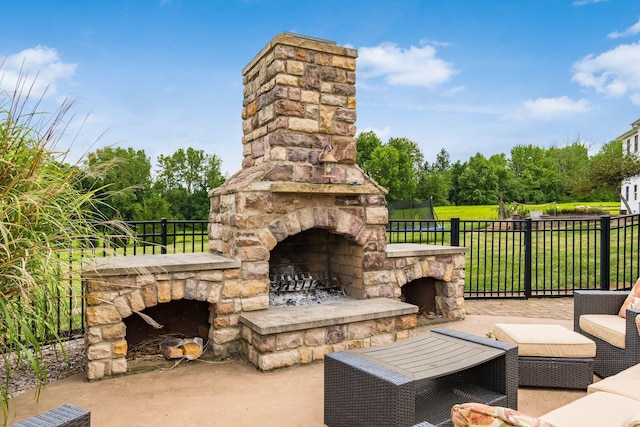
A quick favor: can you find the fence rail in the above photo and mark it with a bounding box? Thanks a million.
[387,214,640,298]
[52,215,640,342]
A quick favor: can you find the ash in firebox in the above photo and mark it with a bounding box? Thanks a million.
[269,287,346,306]
[268,272,346,306]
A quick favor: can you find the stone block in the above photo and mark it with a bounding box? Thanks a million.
[258,349,300,371]
[86,305,122,327]
[241,295,269,311]
[113,295,132,318]
[111,358,128,375]
[252,334,276,353]
[199,270,224,281]
[276,331,304,350]
[312,345,332,361]
[213,327,240,344]
[102,323,126,340]
[86,327,102,344]
[142,285,158,308]
[87,361,105,380]
[370,333,394,346]
[348,320,376,340]
[396,314,417,330]
[299,347,312,364]
[112,340,128,358]
[157,281,171,303]
[87,342,112,360]
[127,290,146,312]
[304,328,326,346]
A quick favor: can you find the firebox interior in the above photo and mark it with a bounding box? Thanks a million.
[401,277,437,315]
[269,228,363,298]
[123,299,210,347]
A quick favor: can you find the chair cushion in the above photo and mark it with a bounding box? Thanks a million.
[588,363,640,401]
[493,323,595,357]
[540,392,640,427]
[451,402,557,427]
[579,314,626,349]
[619,277,640,318]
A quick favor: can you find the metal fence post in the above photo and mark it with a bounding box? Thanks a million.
[600,215,611,290]
[161,218,168,254]
[451,217,460,246]
[524,218,532,299]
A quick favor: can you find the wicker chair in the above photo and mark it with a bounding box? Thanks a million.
[574,290,640,378]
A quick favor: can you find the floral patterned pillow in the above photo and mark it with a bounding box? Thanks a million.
[636,314,640,336]
[619,277,640,318]
[451,403,557,427]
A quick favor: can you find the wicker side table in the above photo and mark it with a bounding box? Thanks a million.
[324,328,518,427]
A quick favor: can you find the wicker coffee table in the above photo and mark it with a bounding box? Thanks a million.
[324,328,518,427]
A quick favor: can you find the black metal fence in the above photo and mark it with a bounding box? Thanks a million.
[54,214,640,341]
[388,214,640,298]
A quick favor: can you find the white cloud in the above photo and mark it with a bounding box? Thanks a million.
[608,18,640,39]
[573,0,606,5]
[504,96,590,121]
[0,46,76,98]
[357,42,457,89]
[572,42,640,104]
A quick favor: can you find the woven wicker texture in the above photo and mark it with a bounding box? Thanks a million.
[11,404,90,427]
[574,290,640,378]
[324,328,518,427]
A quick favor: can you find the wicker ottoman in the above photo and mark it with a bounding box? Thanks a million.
[493,323,596,389]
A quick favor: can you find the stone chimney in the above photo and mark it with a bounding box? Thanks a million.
[240,32,358,182]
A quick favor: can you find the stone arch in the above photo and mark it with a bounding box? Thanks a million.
[264,206,364,249]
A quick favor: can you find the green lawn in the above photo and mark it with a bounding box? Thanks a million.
[433,202,620,220]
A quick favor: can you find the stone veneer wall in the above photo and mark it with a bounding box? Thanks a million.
[385,250,466,321]
[83,254,240,380]
[241,312,418,371]
[239,32,357,170]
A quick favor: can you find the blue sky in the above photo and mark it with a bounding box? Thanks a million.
[3,0,640,176]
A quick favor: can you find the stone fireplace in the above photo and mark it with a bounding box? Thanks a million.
[82,33,467,380]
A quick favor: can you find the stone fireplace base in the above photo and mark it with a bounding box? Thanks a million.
[83,243,466,379]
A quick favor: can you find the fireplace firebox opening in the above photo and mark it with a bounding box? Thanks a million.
[268,228,363,304]
[123,299,210,357]
[401,278,437,316]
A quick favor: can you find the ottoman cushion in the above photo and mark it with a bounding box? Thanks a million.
[493,324,596,358]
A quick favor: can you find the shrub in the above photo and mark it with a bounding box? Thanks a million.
[0,76,110,424]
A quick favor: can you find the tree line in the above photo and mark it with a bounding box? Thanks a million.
[75,131,640,222]
[356,131,640,211]
[78,146,225,221]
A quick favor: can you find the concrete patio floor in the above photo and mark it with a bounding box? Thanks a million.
[6,298,586,426]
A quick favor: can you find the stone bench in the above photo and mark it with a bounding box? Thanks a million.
[239,297,418,371]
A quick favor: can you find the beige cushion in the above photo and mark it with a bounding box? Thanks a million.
[623,409,640,427]
[588,363,640,401]
[493,323,596,358]
[579,314,626,349]
[619,277,640,318]
[540,391,640,427]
